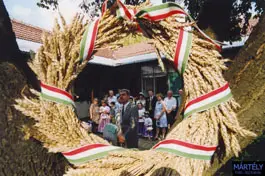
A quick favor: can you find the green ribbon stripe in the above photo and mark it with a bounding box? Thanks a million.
[135,3,183,18]
[66,148,125,165]
[181,31,193,75]
[79,24,90,62]
[184,93,232,118]
[155,148,212,160]
[41,93,73,106]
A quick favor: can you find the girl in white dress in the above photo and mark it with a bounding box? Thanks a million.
[98,100,111,133]
[137,102,145,136]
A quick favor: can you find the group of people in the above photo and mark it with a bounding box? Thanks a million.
[80,89,182,148]
[137,90,182,140]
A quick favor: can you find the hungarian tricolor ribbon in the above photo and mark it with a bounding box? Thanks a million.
[101,0,108,15]
[62,143,124,165]
[174,27,193,75]
[40,82,75,107]
[116,0,134,21]
[116,8,137,20]
[116,2,222,51]
[153,139,216,160]
[193,25,222,51]
[79,19,100,63]
[184,82,232,118]
[135,2,186,21]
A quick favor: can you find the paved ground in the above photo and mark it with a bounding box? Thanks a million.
[138,138,158,150]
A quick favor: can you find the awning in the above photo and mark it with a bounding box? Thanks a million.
[88,52,166,67]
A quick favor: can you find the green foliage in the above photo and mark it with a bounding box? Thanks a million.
[36,0,264,41]
[183,0,264,41]
[36,0,58,9]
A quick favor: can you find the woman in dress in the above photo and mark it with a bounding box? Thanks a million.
[154,93,167,140]
[89,98,100,133]
[137,102,145,136]
[98,100,111,133]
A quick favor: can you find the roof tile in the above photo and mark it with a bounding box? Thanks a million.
[11,19,50,44]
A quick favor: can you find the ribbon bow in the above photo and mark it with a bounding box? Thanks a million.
[80,1,223,68]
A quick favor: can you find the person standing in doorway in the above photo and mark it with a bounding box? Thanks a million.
[175,89,184,121]
[89,98,100,133]
[154,93,167,140]
[118,89,139,148]
[107,90,117,106]
[145,90,157,138]
[75,96,90,122]
[164,90,177,130]
[177,89,183,108]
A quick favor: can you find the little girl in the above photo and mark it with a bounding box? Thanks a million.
[98,100,111,133]
[144,111,153,140]
[137,103,145,136]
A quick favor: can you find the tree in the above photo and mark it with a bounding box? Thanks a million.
[0,1,67,175]
[207,6,265,174]
[168,0,264,41]
[37,0,146,19]
[186,0,264,41]
[0,0,40,91]
[37,0,264,41]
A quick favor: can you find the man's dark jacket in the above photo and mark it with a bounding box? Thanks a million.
[145,96,157,117]
[121,102,139,148]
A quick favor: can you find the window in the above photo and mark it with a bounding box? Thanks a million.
[141,65,167,94]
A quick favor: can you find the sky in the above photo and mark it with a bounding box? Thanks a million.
[4,0,163,30]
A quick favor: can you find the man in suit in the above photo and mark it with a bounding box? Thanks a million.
[145,90,157,137]
[118,89,139,148]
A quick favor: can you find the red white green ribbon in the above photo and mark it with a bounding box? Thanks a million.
[153,139,216,160]
[174,27,193,75]
[40,82,75,106]
[79,19,100,63]
[193,25,222,51]
[184,82,232,118]
[116,8,136,20]
[134,2,221,50]
[135,2,186,21]
[80,1,222,64]
[116,0,134,21]
[62,144,124,165]
[101,0,108,15]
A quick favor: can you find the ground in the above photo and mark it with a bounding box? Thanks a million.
[138,138,158,150]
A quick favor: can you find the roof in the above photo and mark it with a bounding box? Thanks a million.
[11,19,155,59]
[11,19,50,44]
[95,42,155,60]
[12,17,259,64]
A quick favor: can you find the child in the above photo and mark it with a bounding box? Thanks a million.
[98,100,111,133]
[144,111,153,140]
[137,102,145,136]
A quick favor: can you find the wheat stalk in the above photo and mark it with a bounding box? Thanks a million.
[15,2,256,175]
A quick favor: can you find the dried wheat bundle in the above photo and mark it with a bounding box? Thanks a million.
[15,1,256,176]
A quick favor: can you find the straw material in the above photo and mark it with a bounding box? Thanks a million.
[15,1,256,175]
